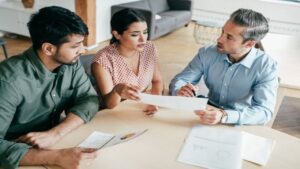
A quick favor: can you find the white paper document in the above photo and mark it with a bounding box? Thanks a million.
[178,125,276,169]
[139,93,208,111]
[78,129,148,149]
[178,126,243,169]
[242,132,276,165]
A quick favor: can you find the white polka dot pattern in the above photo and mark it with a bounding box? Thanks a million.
[92,41,157,91]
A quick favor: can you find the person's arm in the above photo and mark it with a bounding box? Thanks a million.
[66,61,99,122]
[223,63,279,125]
[0,80,31,169]
[169,49,205,96]
[16,113,84,148]
[150,61,163,95]
[92,63,140,109]
[20,147,97,169]
[16,62,99,148]
[143,60,164,115]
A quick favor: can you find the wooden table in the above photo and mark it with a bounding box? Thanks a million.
[261,33,300,126]
[18,100,300,169]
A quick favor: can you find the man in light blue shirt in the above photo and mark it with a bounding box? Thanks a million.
[170,8,278,125]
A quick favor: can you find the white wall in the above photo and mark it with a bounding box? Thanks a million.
[192,0,300,36]
[34,0,75,11]
[0,0,75,37]
[96,0,142,43]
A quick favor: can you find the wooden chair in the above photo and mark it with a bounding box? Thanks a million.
[0,37,8,59]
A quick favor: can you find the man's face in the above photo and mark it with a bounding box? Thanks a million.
[217,20,250,55]
[54,34,86,65]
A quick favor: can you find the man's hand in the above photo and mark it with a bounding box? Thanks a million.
[20,147,98,169]
[114,83,141,100]
[16,130,61,148]
[194,109,223,125]
[143,105,158,116]
[17,113,84,148]
[177,84,197,97]
[56,147,98,169]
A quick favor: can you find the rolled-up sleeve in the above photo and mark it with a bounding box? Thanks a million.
[0,80,31,169]
[66,62,99,122]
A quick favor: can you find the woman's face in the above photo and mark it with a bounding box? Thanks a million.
[115,21,148,51]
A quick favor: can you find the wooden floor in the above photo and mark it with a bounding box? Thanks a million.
[1,22,300,138]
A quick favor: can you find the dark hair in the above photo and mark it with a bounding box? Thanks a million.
[27,6,88,50]
[110,8,146,44]
[230,8,269,42]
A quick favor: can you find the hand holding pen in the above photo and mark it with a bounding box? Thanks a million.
[176,83,198,97]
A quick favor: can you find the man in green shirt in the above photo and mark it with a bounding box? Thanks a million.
[0,6,99,169]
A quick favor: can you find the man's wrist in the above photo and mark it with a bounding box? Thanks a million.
[219,109,228,124]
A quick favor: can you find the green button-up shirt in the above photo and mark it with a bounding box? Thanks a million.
[0,48,99,169]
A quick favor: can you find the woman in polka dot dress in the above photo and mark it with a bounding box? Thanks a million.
[92,9,163,115]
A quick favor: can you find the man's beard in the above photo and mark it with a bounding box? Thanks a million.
[54,53,81,65]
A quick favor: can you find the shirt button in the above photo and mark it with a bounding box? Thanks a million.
[53,94,56,97]
[54,109,57,112]
[224,83,227,86]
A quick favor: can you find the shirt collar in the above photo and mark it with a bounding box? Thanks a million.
[239,47,257,68]
[222,47,257,69]
[25,47,66,78]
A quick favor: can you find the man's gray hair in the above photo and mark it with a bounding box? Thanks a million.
[230,8,269,42]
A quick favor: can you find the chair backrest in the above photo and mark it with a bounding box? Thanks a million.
[266,77,282,127]
[0,37,8,60]
[0,37,5,44]
[79,54,96,85]
[255,41,264,51]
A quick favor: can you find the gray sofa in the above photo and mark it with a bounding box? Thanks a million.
[111,0,192,40]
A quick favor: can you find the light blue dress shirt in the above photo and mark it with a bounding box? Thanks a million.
[170,45,278,125]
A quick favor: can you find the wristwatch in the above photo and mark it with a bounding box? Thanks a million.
[220,109,228,123]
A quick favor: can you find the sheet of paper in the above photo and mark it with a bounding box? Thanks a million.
[242,132,276,166]
[78,131,114,149]
[78,129,148,149]
[178,125,243,169]
[139,93,208,111]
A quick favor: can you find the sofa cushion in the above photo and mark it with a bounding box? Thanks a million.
[119,0,151,10]
[154,15,176,36]
[147,0,169,14]
[159,11,191,27]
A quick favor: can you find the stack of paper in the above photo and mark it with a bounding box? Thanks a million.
[139,93,208,111]
[178,126,275,169]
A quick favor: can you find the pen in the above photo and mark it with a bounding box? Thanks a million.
[192,90,196,97]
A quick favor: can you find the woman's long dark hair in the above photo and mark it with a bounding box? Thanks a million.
[110,9,146,44]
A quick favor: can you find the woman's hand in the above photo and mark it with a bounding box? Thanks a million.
[143,105,158,116]
[114,83,141,100]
